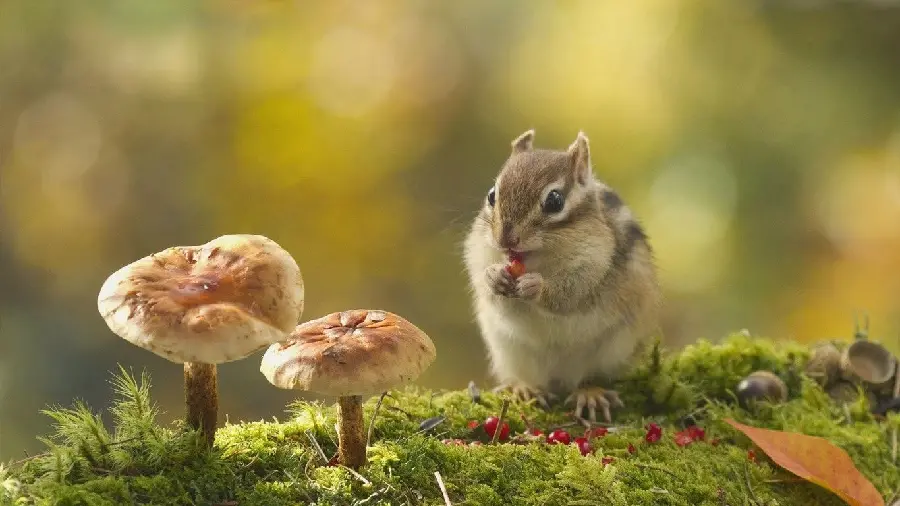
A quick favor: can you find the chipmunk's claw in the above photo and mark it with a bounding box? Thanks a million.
[565,386,624,423]
[493,383,556,410]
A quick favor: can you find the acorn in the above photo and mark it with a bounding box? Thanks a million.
[736,371,787,408]
[805,342,842,388]
[839,339,897,394]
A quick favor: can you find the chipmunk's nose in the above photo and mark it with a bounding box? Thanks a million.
[498,222,520,249]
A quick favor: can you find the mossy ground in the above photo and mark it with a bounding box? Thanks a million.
[3,333,899,505]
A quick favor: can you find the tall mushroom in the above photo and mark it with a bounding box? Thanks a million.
[260,309,436,469]
[97,234,304,446]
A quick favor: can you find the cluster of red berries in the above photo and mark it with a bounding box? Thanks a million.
[441,415,731,465]
[443,415,616,460]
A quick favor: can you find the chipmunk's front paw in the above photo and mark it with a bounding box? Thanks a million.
[485,264,516,297]
[565,386,624,423]
[514,272,543,300]
[493,382,556,410]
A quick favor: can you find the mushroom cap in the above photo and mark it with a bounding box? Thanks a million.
[259,309,436,397]
[98,234,304,364]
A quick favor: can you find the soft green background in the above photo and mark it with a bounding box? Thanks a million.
[2,0,900,460]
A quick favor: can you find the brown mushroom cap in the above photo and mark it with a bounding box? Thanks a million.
[98,234,304,364]
[260,309,436,396]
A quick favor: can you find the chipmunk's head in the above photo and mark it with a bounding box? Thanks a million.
[480,129,599,257]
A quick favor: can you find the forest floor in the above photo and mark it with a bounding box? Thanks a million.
[2,333,899,506]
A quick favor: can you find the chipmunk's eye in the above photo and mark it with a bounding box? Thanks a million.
[487,187,496,207]
[542,189,564,213]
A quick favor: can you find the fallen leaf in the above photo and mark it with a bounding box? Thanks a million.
[724,419,883,506]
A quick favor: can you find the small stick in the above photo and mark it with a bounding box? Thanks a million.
[434,471,452,506]
[305,430,328,464]
[490,398,510,445]
[341,465,372,486]
[366,392,387,449]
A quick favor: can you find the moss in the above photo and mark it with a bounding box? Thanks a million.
[4,333,899,505]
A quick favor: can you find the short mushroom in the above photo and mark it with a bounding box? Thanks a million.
[260,309,436,469]
[97,234,304,446]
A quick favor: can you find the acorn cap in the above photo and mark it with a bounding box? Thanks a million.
[98,234,304,364]
[840,339,897,388]
[259,309,436,397]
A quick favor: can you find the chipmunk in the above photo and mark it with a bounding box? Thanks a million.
[462,129,662,422]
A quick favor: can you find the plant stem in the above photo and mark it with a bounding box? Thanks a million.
[337,395,366,469]
[184,362,218,447]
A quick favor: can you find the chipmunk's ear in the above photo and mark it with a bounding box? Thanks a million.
[567,131,591,184]
[511,129,535,154]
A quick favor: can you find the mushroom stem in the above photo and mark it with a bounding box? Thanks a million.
[337,395,366,469]
[184,362,218,447]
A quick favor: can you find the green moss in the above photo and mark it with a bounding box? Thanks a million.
[4,333,899,505]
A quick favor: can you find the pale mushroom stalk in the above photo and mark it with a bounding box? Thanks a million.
[184,362,218,446]
[260,309,436,470]
[337,395,366,469]
[98,234,304,448]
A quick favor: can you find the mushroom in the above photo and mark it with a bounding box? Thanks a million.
[260,309,436,469]
[97,234,304,446]
[827,380,877,407]
[840,340,897,394]
[736,370,787,408]
[805,342,842,388]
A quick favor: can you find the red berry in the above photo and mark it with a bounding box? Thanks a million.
[747,449,757,463]
[644,423,662,443]
[574,437,592,456]
[601,456,615,466]
[547,429,571,445]
[529,428,544,436]
[627,443,637,454]
[588,427,608,438]
[484,416,510,441]
[674,431,694,447]
[506,259,526,278]
[467,420,480,430]
[673,425,705,447]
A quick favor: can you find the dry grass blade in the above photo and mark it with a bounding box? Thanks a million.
[434,471,452,506]
[490,398,510,445]
[366,392,387,449]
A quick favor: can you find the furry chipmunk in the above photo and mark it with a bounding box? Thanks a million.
[462,129,662,422]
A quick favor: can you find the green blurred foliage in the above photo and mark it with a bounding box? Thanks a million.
[2,0,900,459]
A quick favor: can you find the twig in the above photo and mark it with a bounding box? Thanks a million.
[491,398,510,445]
[632,462,678,478]
[341,465,372,486]
[304,430,328,464]
[10,451,50,467]
[434,471,452,506]
[366,392,387,449]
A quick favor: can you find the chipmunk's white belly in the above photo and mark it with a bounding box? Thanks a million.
[475,296,636,392]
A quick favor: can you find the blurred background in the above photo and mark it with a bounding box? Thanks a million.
[2,0,900,460]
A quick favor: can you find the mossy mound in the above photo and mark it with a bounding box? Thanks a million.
[3,333,899,505]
